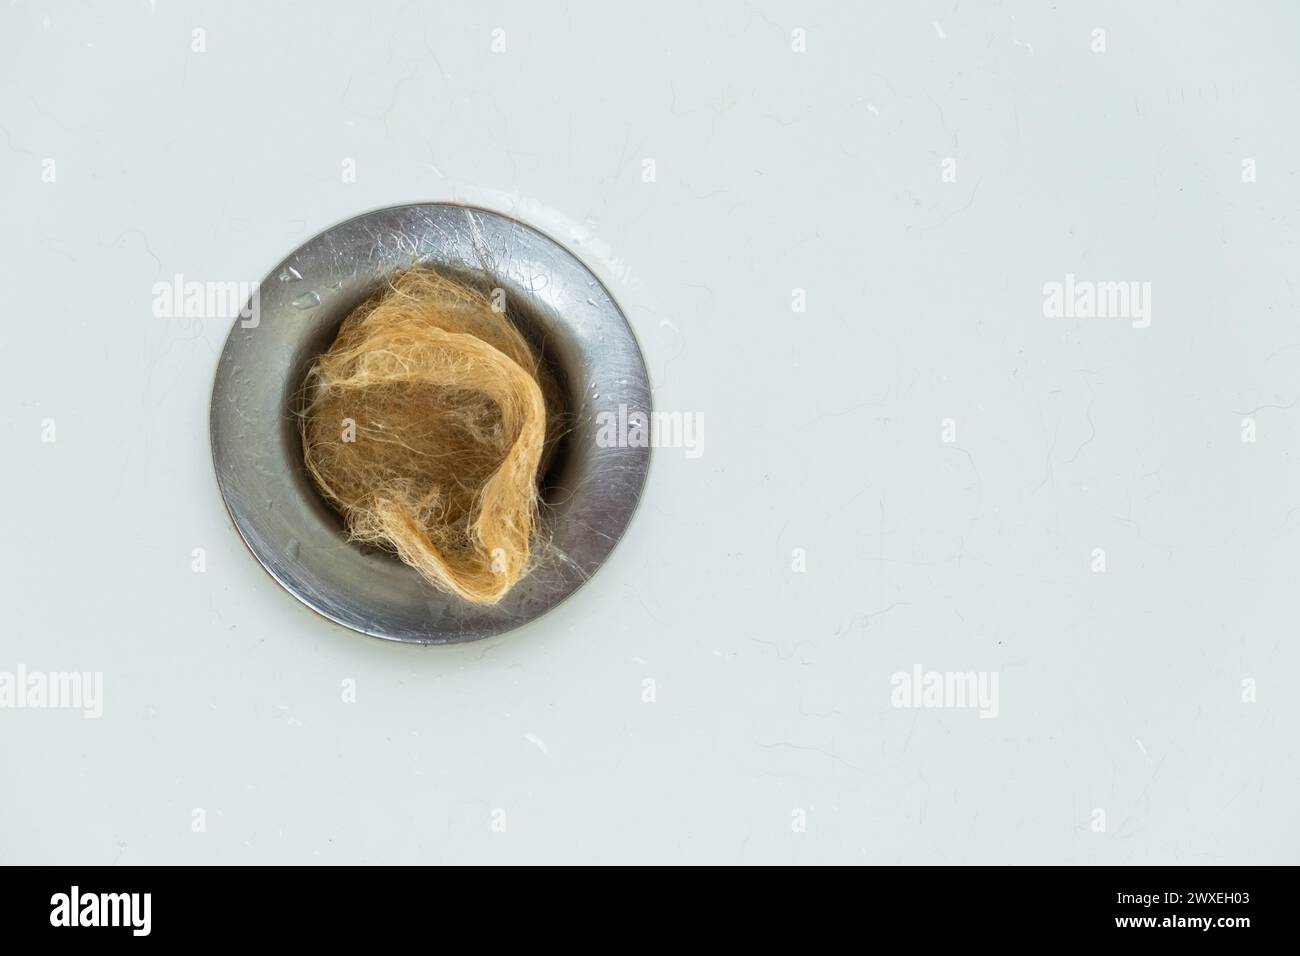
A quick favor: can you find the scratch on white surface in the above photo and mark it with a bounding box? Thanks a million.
[866,102,881,116]
[930,20,946,40]
[1135,738,1152,763]
[655,317,686,388]
[524,732,549,755]
[630,656,647,665]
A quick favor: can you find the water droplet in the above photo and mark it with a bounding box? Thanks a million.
[291,291,321,309]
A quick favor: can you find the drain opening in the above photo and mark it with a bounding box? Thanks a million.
[281,265,582,590]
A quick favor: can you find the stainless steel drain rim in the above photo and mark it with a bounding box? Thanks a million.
[209,202,652,644]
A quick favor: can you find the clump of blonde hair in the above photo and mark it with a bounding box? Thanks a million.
[301,268,549,605]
